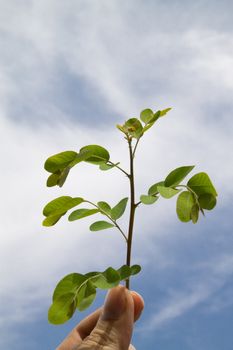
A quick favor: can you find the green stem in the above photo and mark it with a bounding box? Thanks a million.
[125,138,137,289]
[85,200,128,242]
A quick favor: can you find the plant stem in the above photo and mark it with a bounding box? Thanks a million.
[125,138,137,289]
[107,160,130,177]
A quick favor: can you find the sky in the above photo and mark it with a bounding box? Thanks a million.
[0,1,233,349]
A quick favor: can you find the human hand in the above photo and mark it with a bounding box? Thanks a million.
[57,285,144,350]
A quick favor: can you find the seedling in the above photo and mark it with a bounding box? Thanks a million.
[42,108,217,325]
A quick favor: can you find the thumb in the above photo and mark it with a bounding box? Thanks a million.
[79,285,135,350]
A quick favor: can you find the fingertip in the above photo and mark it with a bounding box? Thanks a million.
[130,291,144,322]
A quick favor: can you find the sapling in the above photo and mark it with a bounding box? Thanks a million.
[42,108,217,325]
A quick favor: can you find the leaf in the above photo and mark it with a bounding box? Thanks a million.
[79,145,110,165]
[43,196,84,217]
[191,204,199,224]
[157,185,180,198]
[164,166,195,187]
[44,151,78,173]
[99,162,120,171]
[58,167,70,187]
[130,264,141,275]
[198,193,217,210]
[148,181,164,195]
[176,191,195,222]
[124,118,143,139]
[160,107,172,116]
[140,194,158,205]
[48,293,76,325]
[53,273,87,301]
[116,124,127,134]
[117,265,132,280]
[77,280,97,311]
[140,109,154,124]
[110,197,128,220]
[46,173,60,187]
[68,209,100,221]
[91,268,120,289]
[97,201,112,215]
[43,214,64,227]
[90,221,115,231]
[187,172,218,197]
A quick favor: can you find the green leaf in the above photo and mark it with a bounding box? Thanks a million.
[104,267,121,285]
[97,201,112,215]
[140,194,158,205]
[44,151,78,173]
[43,214,64,227]
[164,166,195,187]
[160,107,172,116]
[198,193,217,210]
[57,167,70,187]
[191,204,199,224]
[46,173,60,187]
[53,273,87,301]
[90,221,115,231]
[110,197,128,220]
[91,268,120,289]
[187,172,218,197]
[124,118,143,139]
[99,162,120,171]
[148,181,164,195]
[77,280,96,311]
[116,124,127,134]
[48,293,76,325]
[140,109,154,124]
[130,264,141,275]
[176,191,195,222]
[79,145,110,165]
[117,265,132,280]
[43,196,84,217]
[157,185,180,198]
[68,209,100,221]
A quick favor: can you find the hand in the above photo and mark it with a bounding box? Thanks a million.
[57,285,144,350]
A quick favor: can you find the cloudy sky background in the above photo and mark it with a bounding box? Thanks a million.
[0,1,233,349]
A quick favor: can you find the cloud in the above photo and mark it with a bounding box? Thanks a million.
[0,1,233,348]
[139,254,233,332]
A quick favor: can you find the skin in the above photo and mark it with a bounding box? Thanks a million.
[57,286,144,350]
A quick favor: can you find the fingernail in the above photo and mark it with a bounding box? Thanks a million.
[101,286,127,321]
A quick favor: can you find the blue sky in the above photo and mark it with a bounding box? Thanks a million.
[0,1,233,349]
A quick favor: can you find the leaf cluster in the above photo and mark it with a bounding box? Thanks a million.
[140,166,217,223]
[48,264,141,324]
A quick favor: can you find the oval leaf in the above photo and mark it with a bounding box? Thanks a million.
[124,118,143,139]
[90,221,115,231]
[148,181,164,195]
[130,264,141,275]
[43,214,63,227]
[187,172,217,197]
[44,151,77,173]
[77,281,96,312]
[164,166,195,187]
[176,191,195,222]
[48,293,76,325]
[140,194,158,205]
[110,197,128,220]
[140,109,154,124]
[191,204,199,224]
[53,273,87,301]
[43,196,84,217]
[198,193,217,210]
[68,209,99,221]
[97,201,112,215]
[80,145,110,165]
[157,185,180,198]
